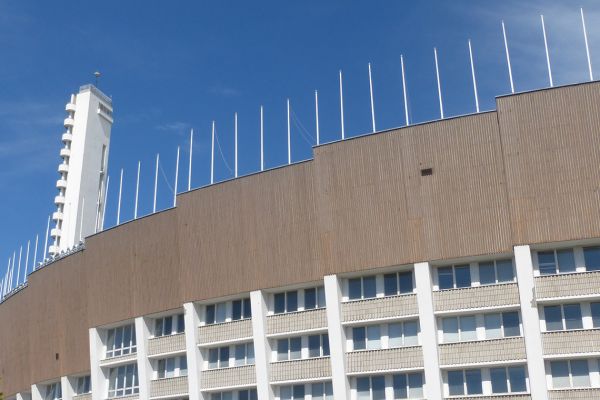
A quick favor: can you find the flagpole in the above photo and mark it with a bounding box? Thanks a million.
[79,197,85,242]
[541,15,553,87]
[134,161,140,219]
[16,246,22,286]
[434,47,444,119]
[32,234,39,271]
[401,55,409,126]
[174,146,180,207]
[581,8,594,81]
[260,106,264,171]
[315,90,320,145]
[339,70,345,139]
[502,20,515,93]
[234,112,238,178]
[468,40,480,113]
[287,99,291,164]
[153,154,159,213]
[368,62,376,132]
[188,128,193,191]
[43,215,50,260]
[9,251,15,290]
[211,121,215,184]
[117,168,123,224]
[24,240,30,282]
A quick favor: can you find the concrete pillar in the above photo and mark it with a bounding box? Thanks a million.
[60,376,73,400]
[16,392,32,400]
[135,317,152,400]
[414,262,444,399]
[89,328,104,400]
[250,290,274,399]
[324,274,350,398]
[514,245,548,400]
[184,302,205,400]
[30,385,43,400]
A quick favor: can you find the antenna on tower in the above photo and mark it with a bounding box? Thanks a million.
[94,71,101,87]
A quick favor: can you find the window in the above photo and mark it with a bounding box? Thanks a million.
[205,302,227,324]
[384,271,414,296]
[277,337,302,361]
[551,360,591,388]
[274,291,298,314]
[280,385,305,399]
[357,375,385,400]
[239,390,258,400]
[311,382,333,399]
[154,314,185,337]
[308,334,330,358]
[442,316,476,342]
[538,249,576,275]
[389,320,419,347]
[393,373,424,399]
[438,265,471,290]
[348,276,377,300]
[352,325,381,351]
[591,302,600,327]
[234,342,255,366]
[211,390,258,400]
[583,246,600,271]
[106,324,136,358]
[544,304,583,331]
[490,366,527,393]
[232,298,252,320]
[208,346,230,369]
[484,311,521,339]
[157,356,187,378]
[108,364,139,397]
[447,369,483,396]
[479,259,515,285]
[304,287,326,309]
[44,383,62,400]
[76,376,91,395]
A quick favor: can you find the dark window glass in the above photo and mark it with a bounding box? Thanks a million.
[584,246,600,271]
[322,334,330,356]
[154,318,164,337]
[448,370,464,395]
[163,316,172,335]
[305,288,317,309]
[557,249,576,273]
[502,312,520,337]
[289,337,301,359]
[490,368,508,393]
[206,305,216,324]
[393,374,407,398]
[563,304,583,329]
[363,276,377,299]
[243,298,252,318]
[274,293,286,314]
[208,348,218,368]
[544,306,563,331]
[479,262,495,285]
[508,366,527,392]
[538,251,557,275]
[438,267,454,289]
[239,390,249,400]
[277,339,289,361]
[353,327,366,350]
[465,369,483,394]
[292,385,304,399]
[356,377,370,395]
[232,300,242,321]
[454,265,472,288]
[348,278,362,300]
[177,314,185,333]
[591,302,600,327]
[308,335,321,358]
[399,272,413,293]
[372,375,385,400]
[497,260,515,282]
[287,291,298,312]
[408,373,423,393]
[384,273,398,296]
[219,347,229,368]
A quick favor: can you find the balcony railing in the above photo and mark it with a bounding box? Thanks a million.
[200,364,256,390]
[148,333,186,356]
[342,294,418,323]
[270,357,331,382]
[198,319,253,345]
[542,329,600,355]
[433,283,520,312]
[535,270,600,300]
[346,346,423,374]
[267,308,327,335]
[438,337,526,366]
[150,376,188,398]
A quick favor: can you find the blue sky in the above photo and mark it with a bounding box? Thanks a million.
[0,0,599,288]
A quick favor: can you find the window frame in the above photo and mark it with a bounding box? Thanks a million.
[106,324,137,358]
[348,275,377,300]
[437,264,472,290]
[537,249,576,275]
[543,303,584,332]
[478,259,515,285]
[550,359,591,389]
[107,363,139,398]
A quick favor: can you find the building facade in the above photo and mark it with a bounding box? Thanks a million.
[1,82,600,400]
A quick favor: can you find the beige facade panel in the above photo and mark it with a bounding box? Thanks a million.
[150,376,188,398]
[270,357,332,382]
[439,337,527,366]
[266,309,327,335]
[200,365,257,389]
[147,333,186,356]
[108,396,138,400]
[73,395,92,400]
[535,271,600,300]
[198,319,253,345]
[99,353,137,367]
[346,346,423,374]
[341,294,418,323]
[542,329,600,355]
[433,283,520,312]
[548,388,600,400]
[449,396,531,400]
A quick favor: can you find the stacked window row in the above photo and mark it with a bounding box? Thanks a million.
[348,320,420,351]
[355,373,424,399]
[439,311,521,343]
[207,342,255,369]
[445,365,528,396]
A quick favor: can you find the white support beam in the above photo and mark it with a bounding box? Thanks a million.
[89,328,104,400]
[135,317,152,400]
[30,385,43,400]
[324,274,350,399]
[184,302,205,400]
[250,290,274,400]
[16,393,32,400]
[514,245,549,400]
[61,376,74,400]
[414,262,443,399]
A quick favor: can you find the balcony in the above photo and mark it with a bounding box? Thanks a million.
[73,395,91,400]
[438,337,526,367]
[148,333,186,356]
[50,228,62,238]
[200,364,256,390]
[549,388,600,399]
[346,346,423,374]
[52,211,63,221]
[342,294,418,323]
[198,319,252,345]
[542,329,600,356]
[60,147,71,158]
[107,396,138,400]
[58,163,69,173]
[433,283,520,312]
[450,396,531,400]
[56,179,68,189]
[535,270,600,300]
[267,308,327,335]
[99,352,137,367]
[62,132,73,143]
[54,195,65,205]
[150,376,188,399]
[64,117,75,127]
[65,103,76,112]
[270,357,331,382]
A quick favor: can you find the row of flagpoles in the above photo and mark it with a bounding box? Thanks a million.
[1,8,596,301]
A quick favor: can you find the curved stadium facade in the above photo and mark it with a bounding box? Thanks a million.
[2,82,600,400]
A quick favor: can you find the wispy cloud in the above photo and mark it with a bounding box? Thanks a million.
[155,121,191,136]
[208,84,241,98]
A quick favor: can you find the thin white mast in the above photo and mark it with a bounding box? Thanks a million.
[287,99,291,164]
[339,70,345,139]
[173,146,180,207]
[9,251,15,290]
[581,8,594,81]
[368,62,376,132]
[211,121,215,184]
[315,90,320,145]
[79,197,85,242]
[32,234,39,271]
[153,154,159,213]
[468,40,480,113]
[188,129,193,191]
[101,176,110,230]
[234,113,238,178]
[541,15,553,87]
[16,246,22,286]
[134,161,140,219]
[43,215,50,260]
[24,240,30,282]
[401,54,409,126]
[260,106,264,171]
[434,47,444,119]
[502,20,515,93]
[117,168,123,224]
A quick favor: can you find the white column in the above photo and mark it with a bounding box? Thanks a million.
[135,317,152,400]
[31,385,43,400]
[514,245,549,400]
[61,376,74,400]
[324,274,350,398]
[184,302,205,400]
[414,262,443,399]
[250,290,274,400]
[16,393,32,400]
[89,328,104,400]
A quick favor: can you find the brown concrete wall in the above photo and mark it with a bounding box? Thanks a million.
[1,82,599,395]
